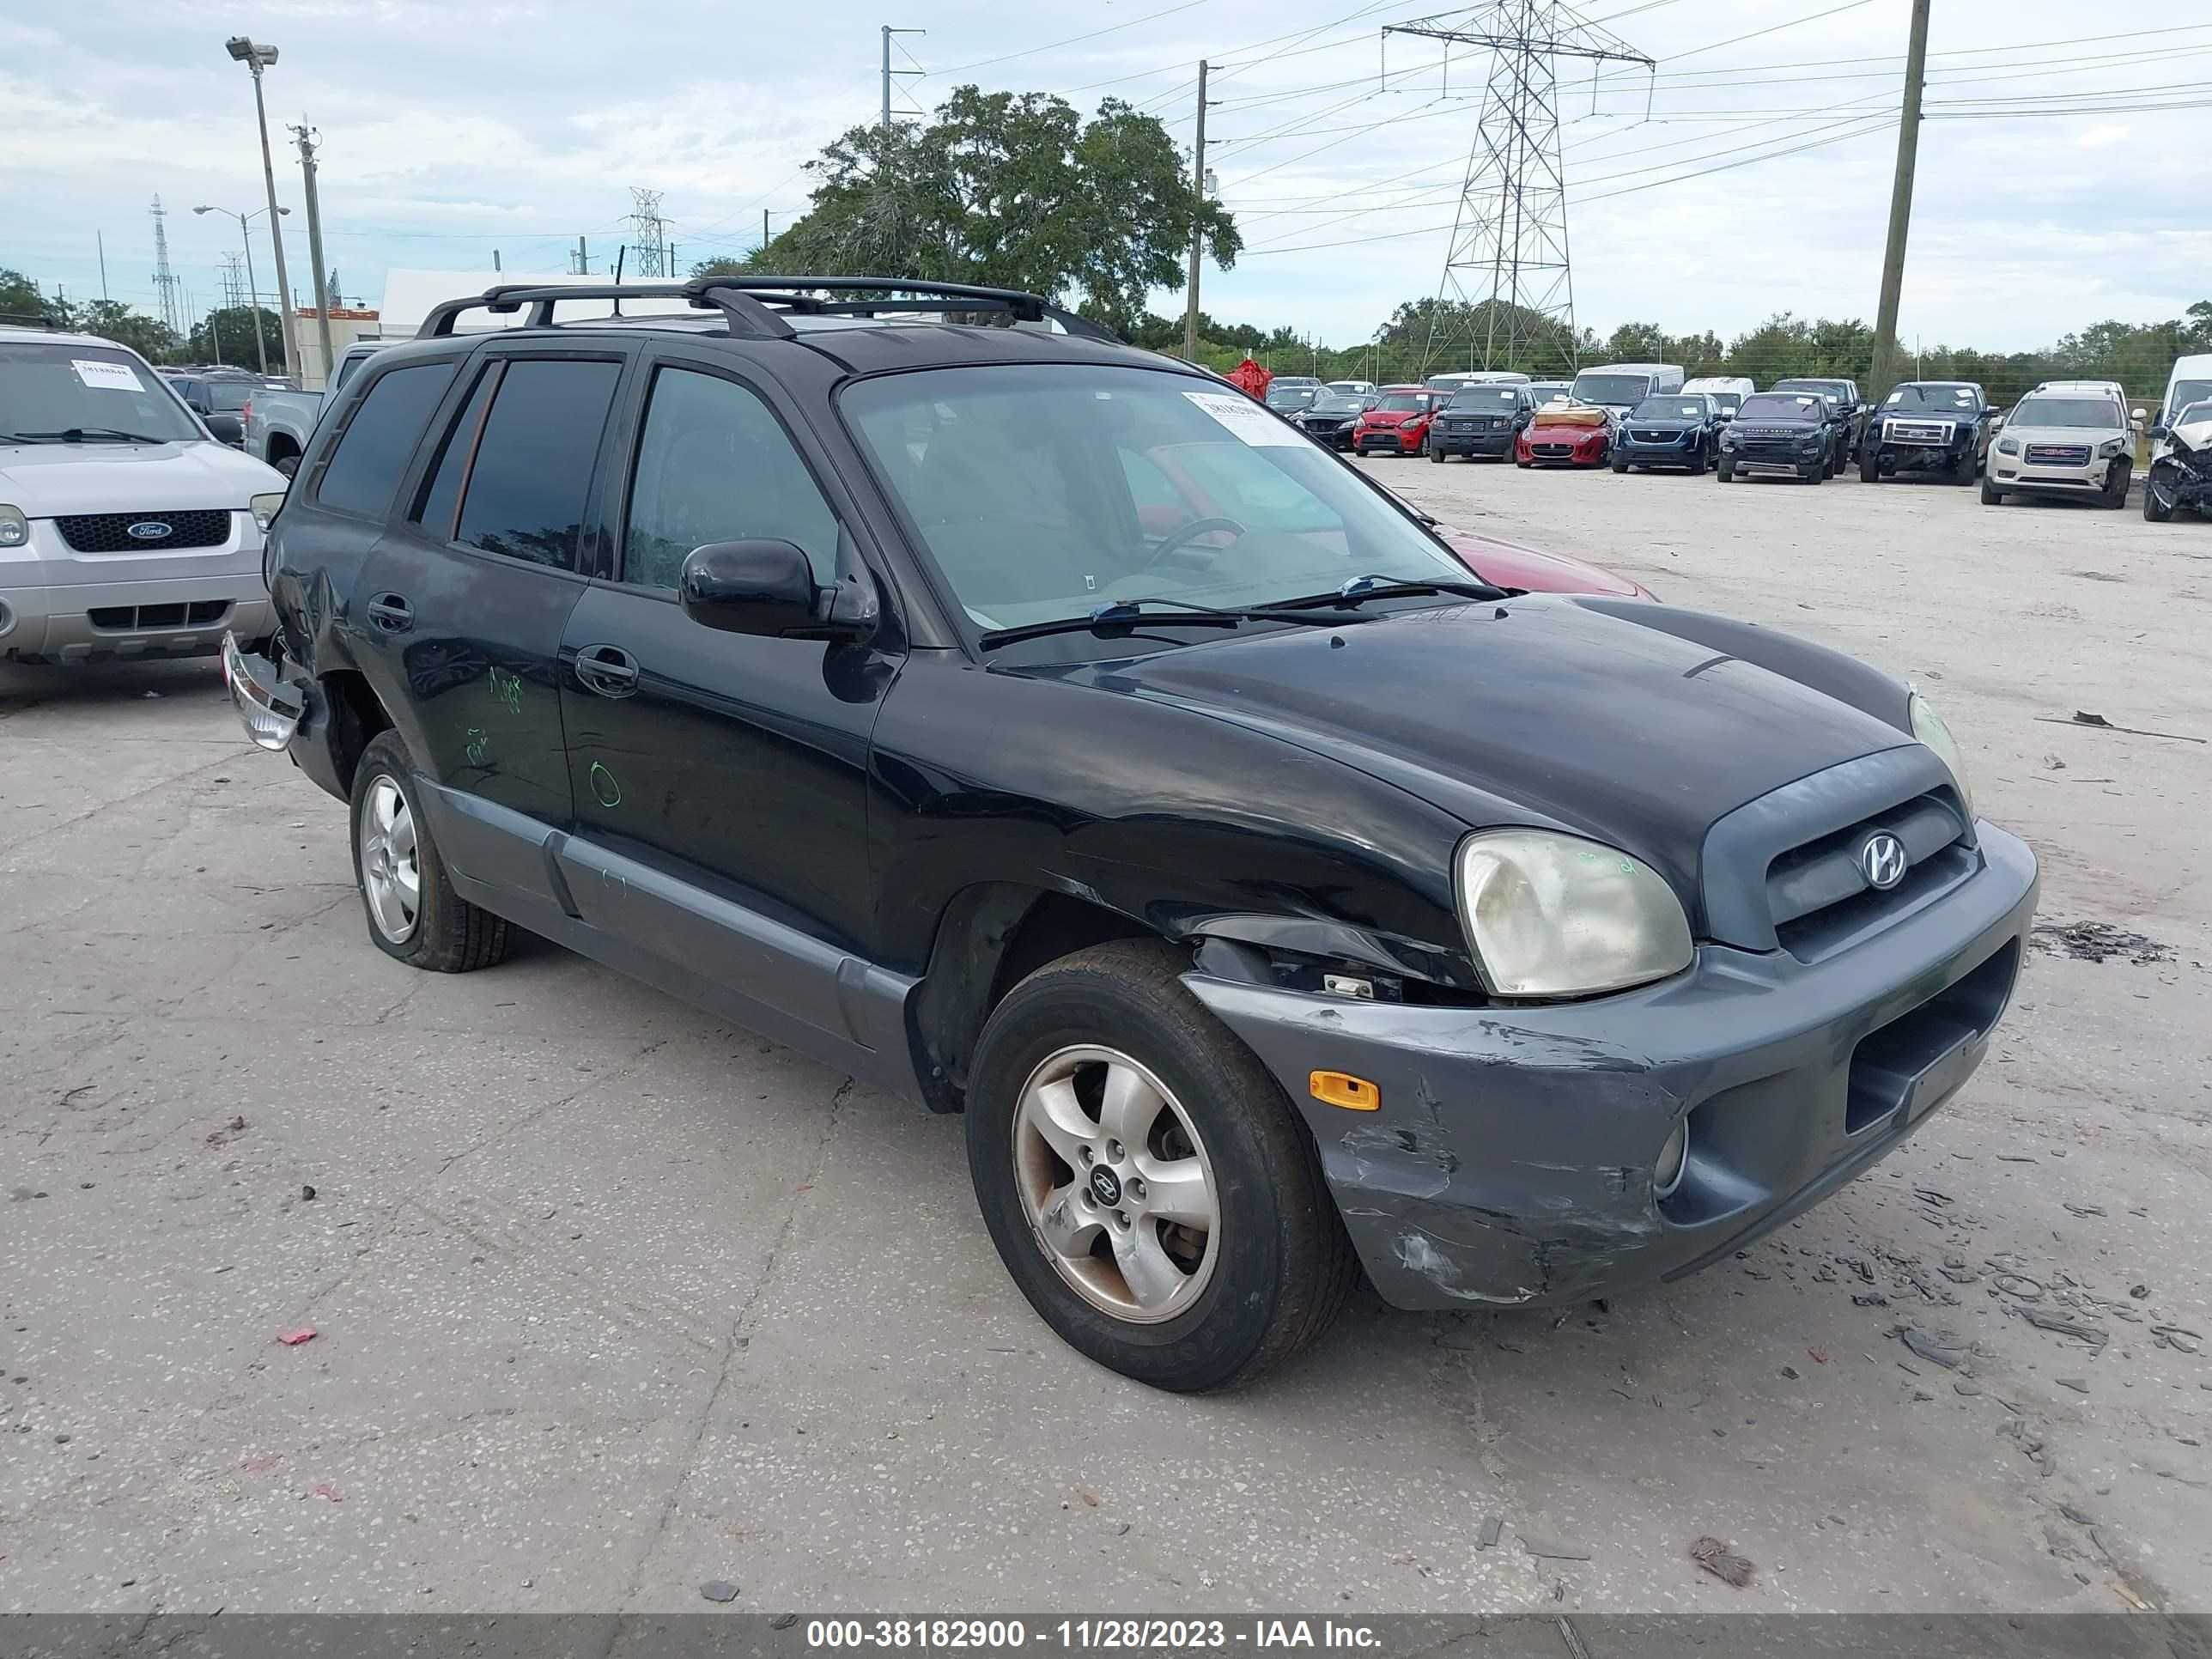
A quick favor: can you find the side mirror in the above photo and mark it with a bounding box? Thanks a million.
[2149,423,2168,441]
[2131,408,2147,422]
[204,413,245,445]
[680,540,827,639]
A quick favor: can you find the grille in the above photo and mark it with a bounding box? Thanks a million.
[1737,425,1800,439]
[1884,419,1953,444]
[1766,793,1971,962]
[1534,442,1574,457]
[56,509,233,554]
[87,601,231,632]
[1631,429,1682,443]
[2026,444,2089,465]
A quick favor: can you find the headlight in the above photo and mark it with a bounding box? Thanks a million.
[0,504,27,548]
[2097,437,2125,459]
[1996,437,2019,456]
[1910,692,1972,819]
[1455,830,1693,999]
[249,491,286,532]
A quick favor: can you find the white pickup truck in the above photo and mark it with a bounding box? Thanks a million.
[241,340,390,476]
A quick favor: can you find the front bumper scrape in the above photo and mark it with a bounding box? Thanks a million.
[222,631,309,751]
[1183,824,2038,1311]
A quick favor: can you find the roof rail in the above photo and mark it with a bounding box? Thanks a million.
[414,275,1122,344]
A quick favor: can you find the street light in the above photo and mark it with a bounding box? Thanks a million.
[224,36,300,377]
[193,204,289,376]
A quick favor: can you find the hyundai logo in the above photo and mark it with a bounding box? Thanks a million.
[125,521,174,541]
[1860,832,1909,891]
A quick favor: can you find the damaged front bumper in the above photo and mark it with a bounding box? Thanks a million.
[1184,824,2038,1311]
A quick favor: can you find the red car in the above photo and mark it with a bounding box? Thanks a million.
[1364,481,1656,599]
[1352,386,1437,457]
[1515,404,1611,468]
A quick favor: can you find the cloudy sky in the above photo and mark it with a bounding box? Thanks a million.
[5,0,2207,352]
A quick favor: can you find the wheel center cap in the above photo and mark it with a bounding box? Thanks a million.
[1088,1164,1123,1207]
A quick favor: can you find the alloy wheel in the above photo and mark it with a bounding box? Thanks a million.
[358,776,421,942]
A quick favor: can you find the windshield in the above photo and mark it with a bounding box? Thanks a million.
[842,364,1471,636]
[1630,397,1707,421]
[2169,380,2212,418]
[1265,386,1318,409]
[1569,373,1652,406]
[0,342,204,443]
[1310,394,1365,414]
[2013,397,2120,429]
[1886,384,1980,410]
[1447,388,1522,409]
[1375,392,1427,412]
[1773,380,1844,404]
[1737,393,1822,421]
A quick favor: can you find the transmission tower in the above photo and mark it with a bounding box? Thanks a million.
[149,195,184,334]
[628,187,669,277]
[1385,3,1651,374]
[219,252,247,311]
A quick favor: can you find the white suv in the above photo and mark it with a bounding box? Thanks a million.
[2,329,285,665]
[1981,386,2131,509]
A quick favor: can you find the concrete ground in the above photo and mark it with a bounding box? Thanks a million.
[3,464,2207,1618]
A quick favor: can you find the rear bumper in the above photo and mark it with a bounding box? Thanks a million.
[1,574,274,664]
[1184,823,2038,1311]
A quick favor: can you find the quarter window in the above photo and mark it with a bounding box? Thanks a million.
[453,359,621,569]
[313,362,456,520]
[622,366,838,592]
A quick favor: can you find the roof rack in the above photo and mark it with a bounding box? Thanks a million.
[414,275,1121,344]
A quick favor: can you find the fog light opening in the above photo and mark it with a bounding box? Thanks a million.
[1652,1119,1688,1200]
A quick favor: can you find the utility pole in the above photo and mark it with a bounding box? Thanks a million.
[228,40,300,376]
[1867,0,1932,405]
[291,123,336,388]
[881,26,925,132]
[1183,61,1212,363]
[574,234,590,275]
[96,232,109,303]
[763,210,772,253]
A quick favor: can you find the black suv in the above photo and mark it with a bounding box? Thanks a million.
[1860,381,1996,484]
[1717,389,1854,483]
[1768,377,1864,477]
[1427,384,1536,462]
[225,276,2037,1391]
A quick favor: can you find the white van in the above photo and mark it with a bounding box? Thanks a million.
[2,329,284,665]
[2154,354,2212,460]
[1569,362,1686,412]
[1680,374,1755,418]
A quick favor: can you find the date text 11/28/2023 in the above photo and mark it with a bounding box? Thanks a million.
[805,1619,1382,1650]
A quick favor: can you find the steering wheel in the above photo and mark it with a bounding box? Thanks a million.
[1140,515,1248,573]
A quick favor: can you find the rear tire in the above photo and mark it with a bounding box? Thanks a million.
[964,940,1357,1393]
[349,731,513,973]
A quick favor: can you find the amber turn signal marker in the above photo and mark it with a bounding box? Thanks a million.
[1309,1070,1380,1111]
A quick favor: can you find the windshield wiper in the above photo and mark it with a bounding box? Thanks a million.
[1264,574,1504,611]
[28,428,173,445]
[0,431,54,444]
[978,596,1368,651]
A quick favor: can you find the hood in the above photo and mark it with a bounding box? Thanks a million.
[2170,413,2212,452]
[1360,409,1425,427]
[1062,596,1908,914]
[1435,526,1652,600]
[1623,416,1702,433]
[0,440,286,516]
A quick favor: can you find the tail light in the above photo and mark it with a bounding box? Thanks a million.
[241,398,253,422]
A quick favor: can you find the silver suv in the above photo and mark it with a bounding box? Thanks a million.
[1981,385,2131,508]
[2,329,285,663]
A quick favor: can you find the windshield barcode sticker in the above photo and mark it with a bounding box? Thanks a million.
[1184,390,1302,447]
[73,360,144,392]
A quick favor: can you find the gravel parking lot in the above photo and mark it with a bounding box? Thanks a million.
[3,463,2208,1617]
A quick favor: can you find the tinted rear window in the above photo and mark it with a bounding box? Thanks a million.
[453,359,621,568]
[314,362,457,519]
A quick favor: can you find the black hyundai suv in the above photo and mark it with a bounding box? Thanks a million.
[224,276,2037,1392]
[1860,381,1997,484]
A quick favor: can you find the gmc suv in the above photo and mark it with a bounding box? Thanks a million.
[224,276,2038,1392]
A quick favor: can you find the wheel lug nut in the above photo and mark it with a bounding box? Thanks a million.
[1079,1146,1093,1164]
[1106,1139,1124,1160]
[1115,1211,1130,1229]
[1127,1177,1146,1200]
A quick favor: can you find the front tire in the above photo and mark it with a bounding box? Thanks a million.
[1860,453,1880,483]
[1980,475,2005,506]
[2102,460,2132,508]
[964,940,1357,1392]
[274,453,300,480]
[1717,458,1735,482]
[2144,482,2173,522]
[1430,443,1447,463]
[349,731,514,973]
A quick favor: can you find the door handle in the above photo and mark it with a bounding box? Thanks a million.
[574,643,641,698]
[367,592,414,634]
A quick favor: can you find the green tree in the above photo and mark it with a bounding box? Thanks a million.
[187,305,286,371]
[752,87,1238,335]
[1,266,52,326]
[67,300,179,363]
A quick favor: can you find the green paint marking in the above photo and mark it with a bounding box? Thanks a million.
[464,726,489,765]
[589,761,623,808]
[487,665,523,714]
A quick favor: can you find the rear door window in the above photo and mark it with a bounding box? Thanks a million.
[313,362,457,520]
[453,358,622,569]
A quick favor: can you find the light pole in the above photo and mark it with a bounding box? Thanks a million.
[226,36,299,376]
[193,204,288,375]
